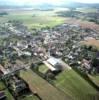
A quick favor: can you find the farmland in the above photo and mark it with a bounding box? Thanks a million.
[0,7,99,30]
[20,69,71,100]
[88,74,99,87]
[0,9,65,29]
[54,70,98,100]
[81,38,99,50]
[0,6,99,100]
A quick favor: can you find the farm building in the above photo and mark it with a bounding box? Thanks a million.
[47,57,62,71]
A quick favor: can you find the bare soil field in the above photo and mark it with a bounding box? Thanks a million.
[65,18,99,31]
[81,38,99,49]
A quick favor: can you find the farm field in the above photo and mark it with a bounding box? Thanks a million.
[21,95,39,100]
[65,18,99,31]
[54,69,99,100]
[0,9,65,29]
[0,7,98,30]
[20,69,71,100]
[80,38,99,50]
[88,74,99,87]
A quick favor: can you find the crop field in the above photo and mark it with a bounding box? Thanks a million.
[0,9,65,29]
[54,69,99,100]
[20,69,71,100]
[0,8,98,30]
[88,74,99,87]
[21,95,39,100]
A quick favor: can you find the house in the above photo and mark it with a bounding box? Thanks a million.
[81,59,91,71]
[0,64,8,75]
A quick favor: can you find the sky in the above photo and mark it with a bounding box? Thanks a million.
[74,0,99,3]
[0,0,99,5]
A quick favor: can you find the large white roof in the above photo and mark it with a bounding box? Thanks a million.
[47,57,60,66]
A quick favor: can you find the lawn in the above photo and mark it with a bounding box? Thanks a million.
[54,69,98,100]
[38,64,49,74]
[20,69,71,100]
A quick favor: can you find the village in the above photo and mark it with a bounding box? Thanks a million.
[0,21,99,100]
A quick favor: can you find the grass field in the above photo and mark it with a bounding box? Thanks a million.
[0,8,98,30]
[4,89,14,100]
[38,64,49,74]
[20,69,71,100]
[0,81,5,90]
[21,95,39,100]
[0,9,65,29]
[54,69,98,100]
[88,74,99,87]
[0,81,14,100]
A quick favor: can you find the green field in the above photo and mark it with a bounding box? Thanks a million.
[21,95,39,100]
[38,64,49,74]
[0,81,5,90]
[4,89,14,100]
[0,10,65,29]
[20,69,71,100]
[0,81,14,100]
[88,74,99,87]
[54,69,99,100]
